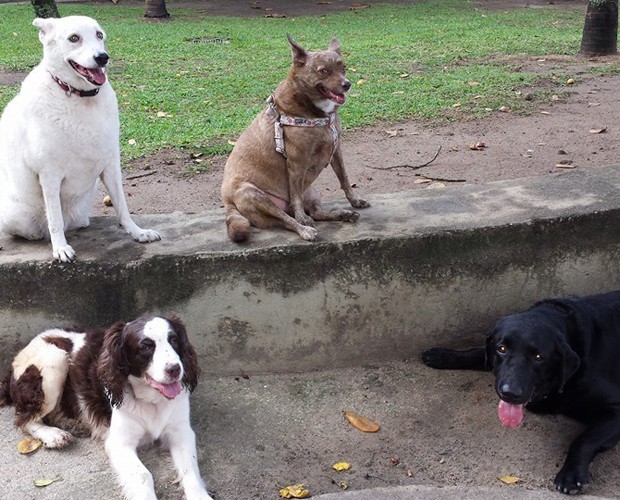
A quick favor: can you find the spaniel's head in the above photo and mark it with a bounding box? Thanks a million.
[98,315,199,407]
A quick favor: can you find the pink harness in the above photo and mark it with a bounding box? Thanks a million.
[266,95,339,158]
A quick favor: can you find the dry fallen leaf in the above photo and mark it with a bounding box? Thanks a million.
[385,129,399,137]
[17,437,42,455]
[414,178,432,184]
[228,140,236,146]
[343,410,380,432]
[589,127,607,134]
[356,78,366,85]
[339,480,349,490]
[498,475,520,485]
[279,484,310,498]
[332,462,351,471]
[127,139,137,146]
[103,195,113,207]
[469,142,486,151]
[34,478,59,488]
[566,78,575,85]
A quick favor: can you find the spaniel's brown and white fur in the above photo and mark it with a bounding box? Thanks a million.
[0,315,214,500]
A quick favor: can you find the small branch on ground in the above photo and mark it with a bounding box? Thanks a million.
[126,170,157,180]
[367,146,442,171]
[415,174,465,183]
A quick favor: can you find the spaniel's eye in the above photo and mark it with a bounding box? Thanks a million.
[68,34,80,43]
[497,345,507,354]
[140,339,155,353]
[96,31,104,40]
[168,335,178,348]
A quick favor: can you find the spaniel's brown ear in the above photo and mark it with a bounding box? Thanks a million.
[167,315,200,392]
[97,322,128,408]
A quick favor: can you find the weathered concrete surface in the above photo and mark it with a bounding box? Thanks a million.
[3,166,620,499]
[2,166,620,378]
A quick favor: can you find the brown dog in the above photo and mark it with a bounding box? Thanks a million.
[221,35,370,242]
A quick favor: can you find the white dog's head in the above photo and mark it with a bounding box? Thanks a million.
[33,16,109,90]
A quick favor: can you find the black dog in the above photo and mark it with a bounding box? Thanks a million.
[422,290,620,494]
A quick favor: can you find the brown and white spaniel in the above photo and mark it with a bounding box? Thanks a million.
[0,315,214,500]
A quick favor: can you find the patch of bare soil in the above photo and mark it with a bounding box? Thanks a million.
[104,55,620,219]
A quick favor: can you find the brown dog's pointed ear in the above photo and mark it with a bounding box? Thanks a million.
[287,33,307,66]
[329,37,341,55]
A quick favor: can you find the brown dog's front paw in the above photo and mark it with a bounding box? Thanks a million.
[298,226,318,241]
[296,213,315,228]
[341,210,360,223]
[349,198,370,209]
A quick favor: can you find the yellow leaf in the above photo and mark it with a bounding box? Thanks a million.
[498,475,520,484]
[227,140,236,146]
[399,73,409,78]
[356,78,366,85]
[332,461,351,471]
[566,78,575,84]
[34,478,59,487]
[128,139,137,146]
[103,195,113,207]
[343,410,380,433]
[17,437,42,455]
[279,484,310,498]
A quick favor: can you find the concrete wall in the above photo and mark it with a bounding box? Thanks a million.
[2,166,620,375]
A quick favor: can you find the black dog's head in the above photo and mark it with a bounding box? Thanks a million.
[484,307,580,427]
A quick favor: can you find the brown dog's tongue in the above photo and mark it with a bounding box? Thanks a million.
[498,400,524,428]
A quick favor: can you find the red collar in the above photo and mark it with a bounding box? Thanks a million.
[49,72,100,97]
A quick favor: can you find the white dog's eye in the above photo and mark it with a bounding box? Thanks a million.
[97,31,104,40]
[68,34,80,43]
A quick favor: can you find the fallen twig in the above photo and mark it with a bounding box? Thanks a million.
[367,146,442,171]
[414,173,465,183]
[126,170,157,180]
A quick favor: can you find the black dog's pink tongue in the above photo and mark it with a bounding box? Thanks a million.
[147,377,182,399]
[498,400,524,428]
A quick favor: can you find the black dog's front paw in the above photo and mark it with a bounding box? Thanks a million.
[421,348,452,369]
[554,463,591,495]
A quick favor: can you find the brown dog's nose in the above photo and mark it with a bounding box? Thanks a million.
[342,80,351,92]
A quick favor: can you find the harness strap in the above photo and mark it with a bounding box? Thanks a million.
[267,95,338,159]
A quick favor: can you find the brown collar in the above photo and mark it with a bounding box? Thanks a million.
[50,72,100,97]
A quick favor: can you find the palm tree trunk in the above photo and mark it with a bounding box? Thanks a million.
[31,0,59,18]
[580,0,618,55]
[145,0,170,18]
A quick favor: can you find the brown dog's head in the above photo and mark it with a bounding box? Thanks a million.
[286,34,351,111]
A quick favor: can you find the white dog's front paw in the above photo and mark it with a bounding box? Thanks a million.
[53,244,76,262]
[133,229,161,243]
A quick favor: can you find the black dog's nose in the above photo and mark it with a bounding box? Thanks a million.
[342,80,351,92]
[94,52,109,67]
[499,384,525,403]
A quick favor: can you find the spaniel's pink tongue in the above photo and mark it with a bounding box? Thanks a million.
[498,400,524,428]
[147,377,182,399]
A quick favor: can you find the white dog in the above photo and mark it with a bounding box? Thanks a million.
[0,16,160,262]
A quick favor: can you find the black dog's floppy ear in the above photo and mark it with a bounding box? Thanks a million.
[287,34,307,66]
[556,334,580,392]
[484,328,497,370]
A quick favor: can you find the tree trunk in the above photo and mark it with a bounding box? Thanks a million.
[580,0,618,55]
[144,0,170,18]
[31,0,59,18]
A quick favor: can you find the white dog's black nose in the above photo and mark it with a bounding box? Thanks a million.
[94,52,109,67]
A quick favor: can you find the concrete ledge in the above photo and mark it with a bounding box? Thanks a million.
[2,165,620,375]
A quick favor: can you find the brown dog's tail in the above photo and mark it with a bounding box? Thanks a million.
[226,206,251,242]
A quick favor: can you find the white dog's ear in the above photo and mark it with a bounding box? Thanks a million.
[32,18,55,44]
[329,37,341,55]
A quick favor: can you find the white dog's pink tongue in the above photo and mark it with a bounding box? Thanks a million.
[87,68,106,86]
[148,378,182,399]
[498,400,524,428]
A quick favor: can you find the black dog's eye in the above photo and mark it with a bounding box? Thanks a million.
[96,31,104,40]
[68,34,80,43]
[534,353,543,362]
[497,345,507,354]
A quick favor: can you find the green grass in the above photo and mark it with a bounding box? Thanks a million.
[0,1,612,162]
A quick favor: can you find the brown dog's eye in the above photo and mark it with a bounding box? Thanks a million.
[68,34,80,43]
[497,345,507,354]
[318,67,330,75]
